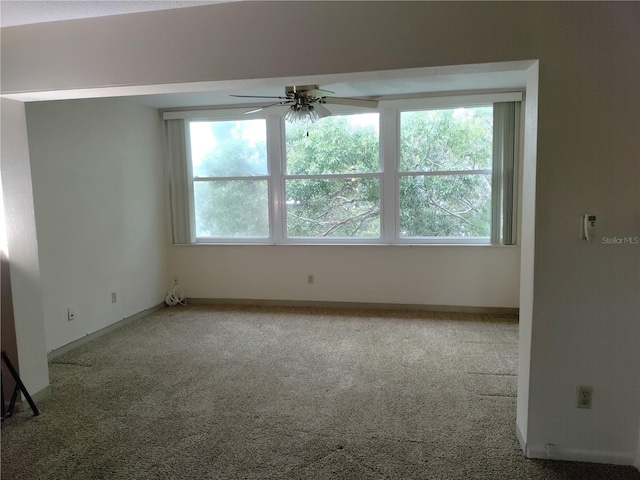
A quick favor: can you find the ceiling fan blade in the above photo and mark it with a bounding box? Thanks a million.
[312,103,332,119]
[323,97,379,109]
[243,102,292,115]
[231,94,288,100]
[304,88,335,98]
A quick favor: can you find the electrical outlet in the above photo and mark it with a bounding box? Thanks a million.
[111,292,117,303]
[577,385,593,409]
[67,308,76,321]
[307,274,314,285]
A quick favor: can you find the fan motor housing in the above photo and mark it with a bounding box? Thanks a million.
[285,85,319,96]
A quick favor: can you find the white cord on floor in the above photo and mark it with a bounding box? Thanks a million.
[165,284,187,306]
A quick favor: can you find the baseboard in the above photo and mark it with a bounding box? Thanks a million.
[47,303,166,361]
[526,443,637,466]
[516,422,527,455]
[14,384,51,413]
[188,298,519,316]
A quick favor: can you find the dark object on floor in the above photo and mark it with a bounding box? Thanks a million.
[1,350,39,419]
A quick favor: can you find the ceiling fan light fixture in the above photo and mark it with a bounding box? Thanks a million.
[234,84,378,121]
[283,104,321,124]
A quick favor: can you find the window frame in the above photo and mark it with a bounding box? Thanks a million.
[168,92,522,246]
[395,103,495,244]
[283,109,384,244]
[184,111,274,243]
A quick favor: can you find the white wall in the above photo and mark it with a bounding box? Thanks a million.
[2,1,639,466]
[516,62,539,446]
[523,9,640,462]
[24,98,169,352]
[0,98,50,396]
[174,245,520,308]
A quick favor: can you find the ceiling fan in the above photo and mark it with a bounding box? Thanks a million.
[230,85,379,123]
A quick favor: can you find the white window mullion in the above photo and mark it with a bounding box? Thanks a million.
[381,107,399,243]
[193,175,270,182]
[267,114,284,244]
[400,169,492,177]
[285,172,381,180]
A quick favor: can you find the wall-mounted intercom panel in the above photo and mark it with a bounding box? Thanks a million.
[582,214,596,241]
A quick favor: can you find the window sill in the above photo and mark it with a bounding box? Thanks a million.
[174,242,519,248]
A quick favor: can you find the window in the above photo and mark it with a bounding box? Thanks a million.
[285,113,381,238]
[189,120,269,238]
[399,106,493,239]
[165,93,520,245]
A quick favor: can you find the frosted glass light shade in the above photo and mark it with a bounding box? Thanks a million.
[284,105,321,124]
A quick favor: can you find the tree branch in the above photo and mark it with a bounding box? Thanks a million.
[321,208,379,236]
[422,190,472,224]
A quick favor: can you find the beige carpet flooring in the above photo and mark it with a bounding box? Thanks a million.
[2,305,639,479]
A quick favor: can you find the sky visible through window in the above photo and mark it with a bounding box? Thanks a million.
[189,114,378,173]
[190,120,266,173]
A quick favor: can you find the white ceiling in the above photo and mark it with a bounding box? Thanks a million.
[0,1,233,28]
[127,69,528,110]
